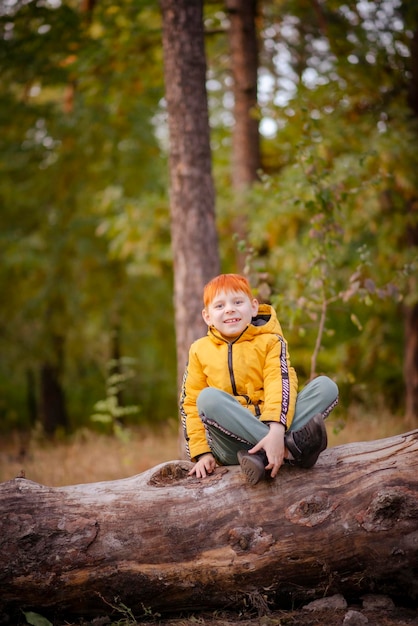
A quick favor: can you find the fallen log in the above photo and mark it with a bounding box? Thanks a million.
[1,430,418,621]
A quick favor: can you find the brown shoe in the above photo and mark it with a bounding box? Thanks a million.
[285,414,327,468]
[237,450,267,485]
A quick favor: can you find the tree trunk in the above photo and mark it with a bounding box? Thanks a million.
[404,24,418,427]
[160,0,220,395]
[226,0,261,190]
[39,332,68,436]
[1,431,418,621]
[407,28,418,116]
[404,288,418,427]
[40,361,68,436]
[25,368,38,427]
[226,0,260,271]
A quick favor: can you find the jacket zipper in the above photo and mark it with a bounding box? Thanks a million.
[228,332,252,408]
[228,343,238,395]
[209,327,250,404]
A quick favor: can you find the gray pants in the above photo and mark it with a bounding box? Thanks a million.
[197,375,339,465]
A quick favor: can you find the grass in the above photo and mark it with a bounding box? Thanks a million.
[0,408,410,487]
[0,423,180,487]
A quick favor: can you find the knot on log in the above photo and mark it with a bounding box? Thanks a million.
[228,526,274,555]
[148,461,192,486]
[285,492,336,527]
[358,488,418,532]
[148,461,229,487]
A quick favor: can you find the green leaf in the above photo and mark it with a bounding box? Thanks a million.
[23,611,53,626]
[91,413,112,423]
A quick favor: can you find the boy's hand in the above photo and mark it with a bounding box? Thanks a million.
[249,422,285,478]
[189,452,216,478]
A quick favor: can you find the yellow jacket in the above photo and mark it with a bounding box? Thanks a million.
[180,304,298,460]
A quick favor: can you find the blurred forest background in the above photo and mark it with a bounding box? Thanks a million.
[0,0,417,473]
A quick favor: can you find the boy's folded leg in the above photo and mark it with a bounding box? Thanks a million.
[237,449,268,485]
[284,413,327,468]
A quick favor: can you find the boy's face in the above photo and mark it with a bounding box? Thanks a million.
[202,290,259,338]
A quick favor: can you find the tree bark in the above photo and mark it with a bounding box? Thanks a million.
[40,332,68,437]
[404,23,418,427]
[160,0,220,395]
[404,287,418,427]
[226,0,261,271]
[226,0,261,190]
[1,431,418,621]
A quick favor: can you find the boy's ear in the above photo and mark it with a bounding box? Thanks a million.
[252,298,259,315]
[202,308,211,326]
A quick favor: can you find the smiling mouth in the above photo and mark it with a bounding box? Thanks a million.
[224,318,240,323]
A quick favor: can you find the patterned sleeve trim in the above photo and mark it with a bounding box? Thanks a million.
[277,335,290,427]
[179,365,191,459]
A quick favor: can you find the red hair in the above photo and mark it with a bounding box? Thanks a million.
[203,274,253,308]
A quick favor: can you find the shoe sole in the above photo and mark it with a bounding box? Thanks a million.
[237,451,265,485]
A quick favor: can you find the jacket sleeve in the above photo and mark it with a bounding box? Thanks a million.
[179,343,212,461]
[260,334,298,428]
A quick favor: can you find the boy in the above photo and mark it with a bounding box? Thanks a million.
[180,273,339,485]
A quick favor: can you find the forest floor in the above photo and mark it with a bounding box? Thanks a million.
[12,603,418,626]
[153,607,418,626]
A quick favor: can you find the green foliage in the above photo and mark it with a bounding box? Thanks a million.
[251,124,411,398]
[214,0,418,411]
[0,0,417,432]
[91,357,140,439]
[0,0,175,431]
[267,131,402,375]
[22,611,52,626]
